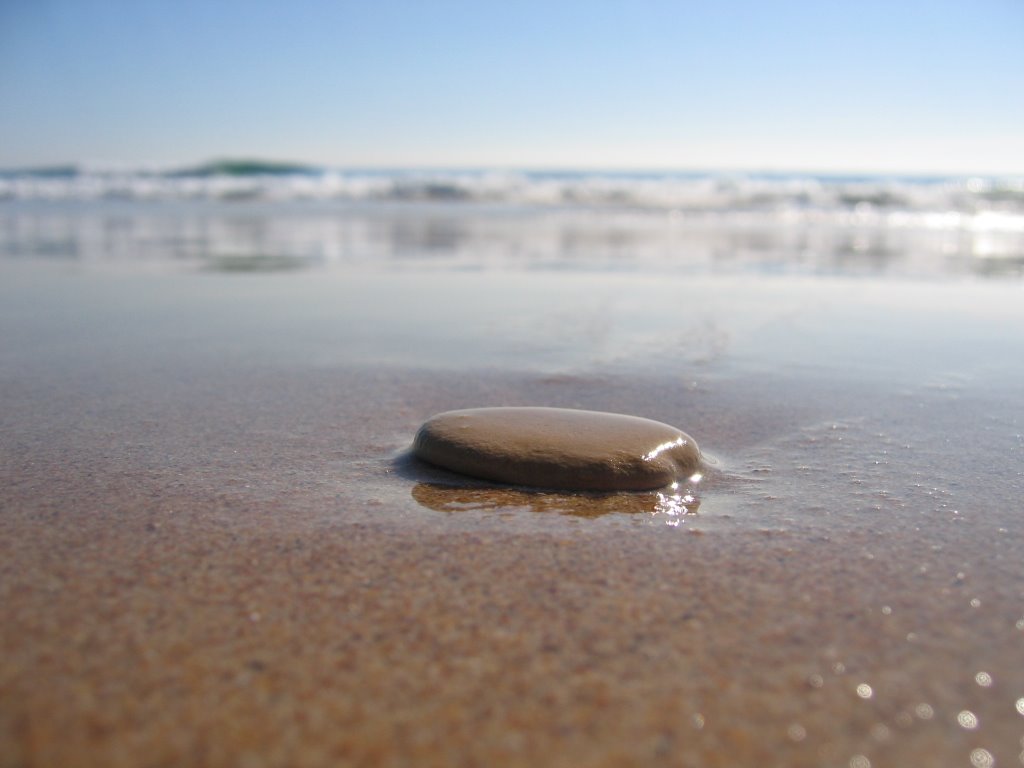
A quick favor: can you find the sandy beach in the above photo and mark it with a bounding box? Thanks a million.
[2,200,1024,767]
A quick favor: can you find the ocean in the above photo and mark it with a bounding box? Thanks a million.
[2,165,1023,279]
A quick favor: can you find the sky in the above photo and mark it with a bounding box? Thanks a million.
[1,0,1022,174]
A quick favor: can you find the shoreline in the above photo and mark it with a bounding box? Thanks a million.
[3,213,1023,765]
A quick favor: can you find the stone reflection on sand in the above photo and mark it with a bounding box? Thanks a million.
[411,482,700,520]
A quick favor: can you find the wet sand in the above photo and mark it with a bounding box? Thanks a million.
[2,207,1024,767]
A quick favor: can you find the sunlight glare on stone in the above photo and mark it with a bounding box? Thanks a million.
[643,436,686,462]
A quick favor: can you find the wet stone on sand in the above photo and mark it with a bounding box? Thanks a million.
[413,407,701,491]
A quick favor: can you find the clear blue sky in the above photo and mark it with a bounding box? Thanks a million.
[1,0,1021,173]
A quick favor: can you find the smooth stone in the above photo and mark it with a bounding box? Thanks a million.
[413,407,700,491]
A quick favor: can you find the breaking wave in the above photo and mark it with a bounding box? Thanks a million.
[0,164,1020,221]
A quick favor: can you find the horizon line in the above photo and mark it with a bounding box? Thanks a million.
[2,158,1023,181]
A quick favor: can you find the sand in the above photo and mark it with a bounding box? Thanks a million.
[2,206,1024,767]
